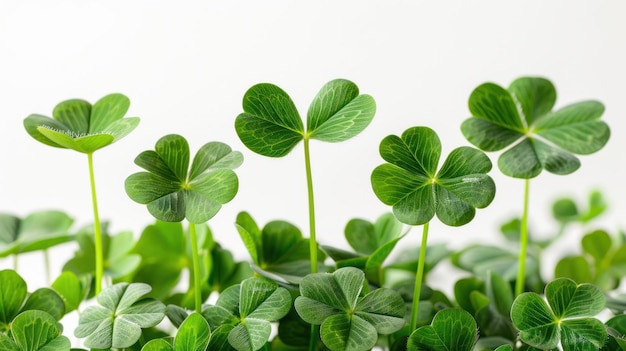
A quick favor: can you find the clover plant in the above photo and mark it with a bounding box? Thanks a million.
[235,78,376,276]
[3,75,622,351]
[371,126,496,331]
[125,134,242,314]
[23,93,140,294]
[461,76,610,296]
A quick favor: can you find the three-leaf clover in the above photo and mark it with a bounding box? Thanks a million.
[294,267,406,351]
[407,308,478,351]
[511,278,606,350]
[23,93,140,153]
[461,76,610,178]
[201,277,291,351]
[74,282,166,349]
[125,134,243,223]
[371,126,495,226]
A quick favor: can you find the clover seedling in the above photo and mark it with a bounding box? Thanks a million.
[511,278,606,350]
[23,93,140,294]
[125,134,242,313]
[235,78,376,276]
[461,76,610,296]
[371,126,495,331]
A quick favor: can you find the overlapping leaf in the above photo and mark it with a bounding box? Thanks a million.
[202,277,291,351]
[461,77,610,178]
[141,312,210,351]
[294,267,405,351]
[371,126,495,226]
[0,269,66,331]
[125,134,242,223]
[23,93,140,153]
[235,79,376,157]
[1,310,70,351]
[511,278,606,350]
[235,212,325,284]
[74,282,166,349]
[0,210,73,257]
[407,308,478,351]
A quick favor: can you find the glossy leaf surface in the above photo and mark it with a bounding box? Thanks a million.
[235,79,375,157]
[74,282,166,349]
[23,93,139,153]
[511,278,606,350]
[125,134,242,223]
[462,77,609,178]
[371,126,495,226]
[10,310,71,351]
[294,267,405,351]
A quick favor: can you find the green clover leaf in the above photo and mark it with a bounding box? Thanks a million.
[1,310,71,351]
[201,277,291,351]
[407,308,478,351]
[294,267,406,351]
[511,278,606,350]
[141,312,211,351]
[235,78,376,157]
[23,93,139,154]
[0,269,66,332]
[371,126,495,226]
[0,210,73,257]
[125,134,242,223]
[74,282,166,349]
[461,77,610,178]
[235,212,326,284]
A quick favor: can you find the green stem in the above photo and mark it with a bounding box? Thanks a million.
[189,222,202,314]
[303,137,318,274]
[87,153,104,295]
[410,222,430,332]
[44,249,51,285]
[515,179,530,297]
[303,137,319,351]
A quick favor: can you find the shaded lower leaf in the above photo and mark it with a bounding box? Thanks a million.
[320,314,377,351]
[228,318,271,351]
[407,308,477,351]
[11,310,70,351]
[560,318,607,350]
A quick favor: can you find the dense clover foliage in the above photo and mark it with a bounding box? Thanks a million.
[1,77,621,351]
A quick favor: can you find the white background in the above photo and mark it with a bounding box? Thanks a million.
[1,1,625,295]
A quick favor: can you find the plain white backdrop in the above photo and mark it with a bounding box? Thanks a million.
[1,1,625,294]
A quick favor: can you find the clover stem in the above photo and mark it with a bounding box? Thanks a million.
[303,136,320,351]
[303,137,318,274]
[515,179,531,296]
[87,152,104,295]
[189,222,202,314]
[410,221,430,332]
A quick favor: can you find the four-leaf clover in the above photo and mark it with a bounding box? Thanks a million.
[371,126,495,226]
[125,134,243,223]
[24,93,140,154]
[461,76,610,178]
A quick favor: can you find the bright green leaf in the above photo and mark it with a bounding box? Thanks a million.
[11,310,70,351]
[175,312,211,351]
[24,93,139,154]
[307,79,376,142]
[462,76,609,178]
[372,126,495,226]
[0,210,73,257]
[126,134,241,224]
